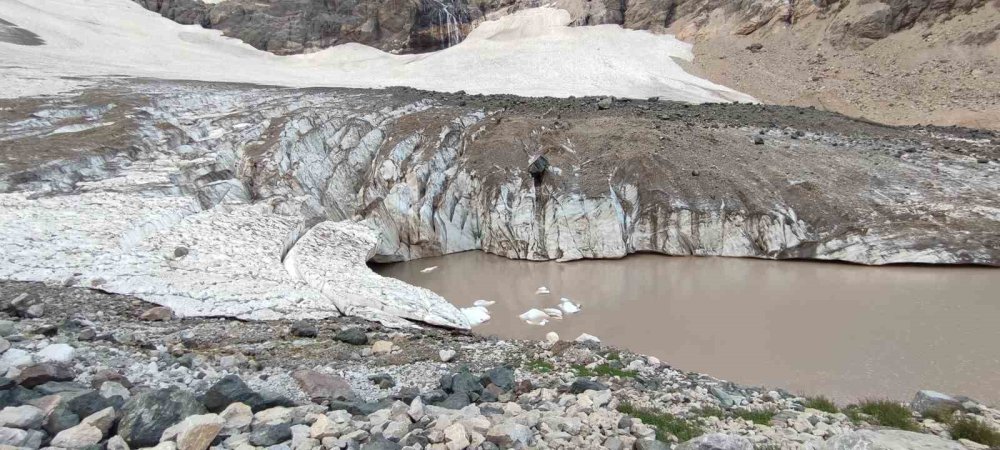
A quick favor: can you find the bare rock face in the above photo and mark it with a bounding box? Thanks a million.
[0,80,997,328]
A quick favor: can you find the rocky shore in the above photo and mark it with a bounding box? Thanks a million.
[0,280,997,450]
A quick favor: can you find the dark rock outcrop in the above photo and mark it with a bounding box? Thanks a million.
[118,387,206,447]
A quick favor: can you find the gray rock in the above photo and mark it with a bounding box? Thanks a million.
[482,366,515,391]
[675,433,752,450]
[118,387,207,447]
[362,434,403,450]
[0,405,45,429]
[203,375,292,412]
[436,392,471,410]
[569,378,608,394]
[821,429,966,450]
[911,390,963,414]
[0,427,28,446]
[597,98,613,110]
[0,321,14,338]
[249,421,292,446]
[290,321,318,338]
[485,422,531,447]
[334,328,368,345]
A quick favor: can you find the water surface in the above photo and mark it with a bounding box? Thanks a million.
[373,252,1000,405]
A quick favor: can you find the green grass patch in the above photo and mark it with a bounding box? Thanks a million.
[950,417,1000,447]
[524,359,554,373]
[603,350,621,361]
[803,396,840,414]
[572,363,637,378]
[733,408,777,425]
[618,402,703,442]
[693,406,726,419]
[921,406,958,424]
[845,399,919,431]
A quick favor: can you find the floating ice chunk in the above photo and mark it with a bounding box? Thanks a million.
[575,333,600,344]
[461,306,491,326]
[420,266,438,273]
[545,332,560,344]
[473,299,495,307]
[542,308,563,319]
[559,297,581,314]
[536,286,550,295]
[518,308,550,326]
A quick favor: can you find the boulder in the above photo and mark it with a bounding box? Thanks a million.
[635,439,672,450]
[106,434,130,450]
[439,349,456,362]
[80,406,116,436]
[118,387,206,447]
[291,370,358,403]
[481,366,515,392]
[219,402,252,433]
[911,390,963,414]
[50,423,103,448]
[35,343,75,363]
[68,390,118,418]
[334,328,368,345]
[15,363,74,388]
[163,413,224,450]
[675,433,753,450]
[0,405,44,429]
[822,429,966,449]
[0,427,28,446]
[202,375,291,412]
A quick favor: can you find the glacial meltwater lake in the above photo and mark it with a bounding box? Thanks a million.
[373,252,1000,405]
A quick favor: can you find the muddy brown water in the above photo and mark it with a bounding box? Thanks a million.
[373,251,1000,405]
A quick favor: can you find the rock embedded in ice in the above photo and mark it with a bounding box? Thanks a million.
[535,287,550,295]
[473,300,495,307]
[559,298,582,314]
[518,309,550,326]
[420,266,438,273]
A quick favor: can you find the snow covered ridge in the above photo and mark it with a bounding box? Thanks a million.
[0,0,753,102]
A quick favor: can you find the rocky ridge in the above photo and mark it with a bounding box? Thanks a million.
[0,280,997,449]
[1,79,998,325]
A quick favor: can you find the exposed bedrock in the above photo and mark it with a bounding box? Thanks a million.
[0,81,998,326]
[133,0,996,55]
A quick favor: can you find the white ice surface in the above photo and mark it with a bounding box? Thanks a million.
[0,0,754,102]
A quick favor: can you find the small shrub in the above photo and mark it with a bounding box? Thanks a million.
[950,417,1000,447]
[693,406,726,419]
[846,399,919,431]
[524,359,554,373]
[921,406,958,424]
[804,396,839,414]
[618,402,703,442]
[733,408,777,425]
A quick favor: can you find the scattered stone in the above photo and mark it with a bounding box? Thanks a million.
[371,340,395,355]
[290,321,318,338]
[292,370,358,403]
[334,328,368,345]
[753,136,765,145]
[486,422,531,447]
[140,306,174,321]
[174,247,189,258]
[369,373,395,389]
[439,349,456,362]
[24,305,44,319]
[16,363,75,387]
[569,378,608,394]
[597,98,613,110]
